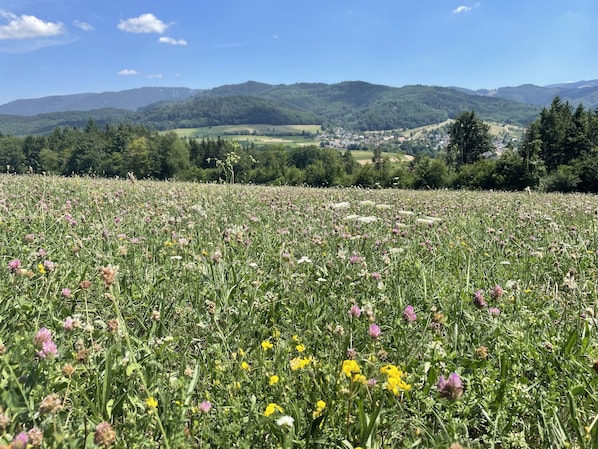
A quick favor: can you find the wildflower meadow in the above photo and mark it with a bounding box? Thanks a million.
[0,174,597,448]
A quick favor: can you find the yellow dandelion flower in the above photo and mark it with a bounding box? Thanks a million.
[37,263,46,275]
[295,343,306,353]
[264,402,283,417]
[272,329,281,338]
[241,361,250,371]
[261,340,274,351]
[238,348,246,357]
[269,375,279,386]
[292,335,300,342]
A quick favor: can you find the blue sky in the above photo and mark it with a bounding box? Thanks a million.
[0,0,596,105]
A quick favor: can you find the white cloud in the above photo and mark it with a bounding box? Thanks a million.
[118,69,139,76]
[148,73,163,79]
[0,10,65,39]
[118,13,169,34]
[453,5,472,14]
[158,36,187,46]
[74,20,93,31]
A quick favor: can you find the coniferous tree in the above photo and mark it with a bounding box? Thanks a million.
[447,111,493,168]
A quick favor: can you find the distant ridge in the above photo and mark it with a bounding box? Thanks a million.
[453,79,598,107]
[0,81,545,135]
[0,87,201,116]
[2,79,597,117]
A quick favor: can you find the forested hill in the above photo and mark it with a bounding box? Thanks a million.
[0,81,541,135]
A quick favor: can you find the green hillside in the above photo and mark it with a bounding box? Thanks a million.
[0,81,542,136]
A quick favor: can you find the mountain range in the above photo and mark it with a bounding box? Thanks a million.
[0,79,596,136]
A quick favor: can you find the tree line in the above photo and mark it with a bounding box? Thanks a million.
[0,96,597,192]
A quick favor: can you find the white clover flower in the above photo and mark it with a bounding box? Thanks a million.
[297,256,312,264]
[276,415,295,427]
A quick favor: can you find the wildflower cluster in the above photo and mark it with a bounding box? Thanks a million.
[34,328,58,359]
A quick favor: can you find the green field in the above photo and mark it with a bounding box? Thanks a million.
[407,120,524,141]
[172,124,322,147]
[1,175,597,448]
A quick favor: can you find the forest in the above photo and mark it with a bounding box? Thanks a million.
[0,97,597,193]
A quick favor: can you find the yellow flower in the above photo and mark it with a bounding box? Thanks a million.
[272,329,281,338]
[380,364,411,395]
[146,396,158,409]
[264,402,283,417]
[353,374,367,385]
[292,335,300,342]
[238,348,246,357]
[37,263,46,275]
[312,400,327,419]
[295,344,306,353]
[289,357,311,371]
[261,340,274,351]
[241,361,250,371]
[341,359,361,378]
[269,375,279,386]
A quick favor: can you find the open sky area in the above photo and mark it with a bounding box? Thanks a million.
[0,0,596,105]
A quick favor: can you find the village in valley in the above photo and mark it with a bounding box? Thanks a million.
[318,122,523,158]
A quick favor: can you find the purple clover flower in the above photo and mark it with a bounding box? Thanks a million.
[7,259,21,272]
[349,304,362,318]
[34,328,53,347]
[39,340,58,359]
[12,432,28,449]
[368,323,381,339]
[199,401,212,414]
[491,284,504,299]
[437,372,464,400]
[473,290,487,308]
[402,305,417,322]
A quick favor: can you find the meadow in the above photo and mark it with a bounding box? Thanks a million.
[0,175,597,448]
[172,125,322,147]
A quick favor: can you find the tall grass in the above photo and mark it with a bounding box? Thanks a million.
[0,174,596,448]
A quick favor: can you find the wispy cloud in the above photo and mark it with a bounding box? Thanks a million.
[0,10,65,39]
[148,73,163,79]
[74,20,93,31]
[159,36,187,46]
[453,5,472,14]
[118,13,169,34]
[118,69,139,76]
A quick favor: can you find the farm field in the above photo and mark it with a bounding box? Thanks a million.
[0,175,597,448]
[171,125,322,147]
